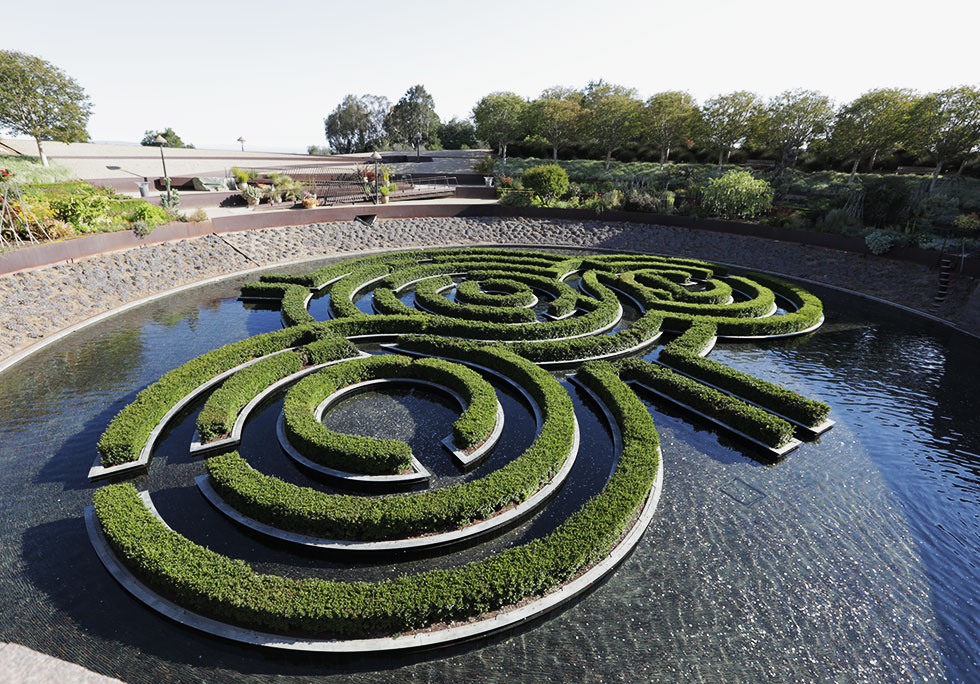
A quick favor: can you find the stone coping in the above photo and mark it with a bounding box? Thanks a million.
[87,348,295,481]
[84,407,660,653]
[628,380,801,458]
[188,352,371,455]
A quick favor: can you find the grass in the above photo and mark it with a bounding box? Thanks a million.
[0,154,75,184]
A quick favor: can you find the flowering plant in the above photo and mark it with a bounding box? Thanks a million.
[0,169,13,180]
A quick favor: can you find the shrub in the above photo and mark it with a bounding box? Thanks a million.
[953,213,980,230]
[700,170,773,220]
[211,342,576,539]
[188,208,208,222]
[92,356,656,638]
[659,324,830,427]
[131,220,152,239]
[97,325,321,466]
[127,202,169,225]
[196,351,304,442]
[520,164,570,201]
[865,230,900,255]
[282,354,499,474]
[618,359,795,449]
[862,176,911,227]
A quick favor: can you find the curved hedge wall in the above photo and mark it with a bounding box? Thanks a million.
[92,357,658,639]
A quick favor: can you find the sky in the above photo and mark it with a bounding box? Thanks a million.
[4,0,979,153]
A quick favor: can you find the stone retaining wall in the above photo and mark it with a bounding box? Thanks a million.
[1,217,977,363]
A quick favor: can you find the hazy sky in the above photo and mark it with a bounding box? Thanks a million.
[4,0,978,153]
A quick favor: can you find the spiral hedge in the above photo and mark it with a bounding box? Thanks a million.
[90,245,832,646]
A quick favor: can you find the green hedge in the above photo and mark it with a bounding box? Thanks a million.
[211,343,573,539]
[618,358,795,449]
[498,309,664,363]
[92,354,657,638]
[328,265,393,319]
[632,272,733,304]
[282,353,498,474]
[607,272,775,318]
[598,269,822,336]
[97,325,321,466]
[413,276,537,323]
[659,325,830,427]
[240,282,314,326]
[196,351,304,443]
[456,278,535,307]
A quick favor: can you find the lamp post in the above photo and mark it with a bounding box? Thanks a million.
[237,137,246,152]
[154,134,171,204]
[369,150,382,205]
[414,131,422,161]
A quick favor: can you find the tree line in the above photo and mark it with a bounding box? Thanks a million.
[324,82,980,186]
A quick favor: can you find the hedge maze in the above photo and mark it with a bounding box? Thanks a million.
[87,246,832,650]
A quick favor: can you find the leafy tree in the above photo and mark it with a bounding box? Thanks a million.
[831,88,916,183]
[325,95,372,154]
[438,117,479,149]
[907,86,980,189]
[385,84,441,148]
[0,50,91,167]
[472,91,526,163]
[701,91,762,168]
[644,91,701,166]
[307,145,331,156]
[581,80,643,169]
[360,94,391,150]
[140,127,193,148]
[524,87,583,161]
[754,89,835,176]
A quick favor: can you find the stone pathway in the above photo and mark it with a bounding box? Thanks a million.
[0,217,976,363]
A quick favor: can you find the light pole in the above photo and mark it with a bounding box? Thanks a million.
[237,137,246,152]
[154,134,171,204]
[370,150,382,205]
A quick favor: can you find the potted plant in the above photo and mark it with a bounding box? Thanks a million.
[240,184,263,208]
[301,191,318,209]
[379,182,398,204]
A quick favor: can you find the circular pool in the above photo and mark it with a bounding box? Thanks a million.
[0,248,977,683]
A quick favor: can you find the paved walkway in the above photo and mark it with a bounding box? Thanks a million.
[0,216,976,366]
[0,643,123,683]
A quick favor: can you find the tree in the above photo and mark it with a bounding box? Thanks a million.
[140,127,193,148]
[701,91,762,168]
[644,91,701,166]
[754,89,835,176]
[472,91,526,163]
[360,94,391,150]
[907,86,980,190]
[581,80,643,169]
[325,95,372,154]
[831,88,916,183]
[385,84,441,148]
[0,50,92,167]
[323,94,391,154]
[438,117,479,149]
[524,87,583,161]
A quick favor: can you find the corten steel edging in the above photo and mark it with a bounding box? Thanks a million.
[3,204,978,278]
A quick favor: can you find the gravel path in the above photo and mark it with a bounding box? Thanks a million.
[1,217,976,362]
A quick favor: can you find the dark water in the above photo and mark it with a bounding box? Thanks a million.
[0,257,977,683]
